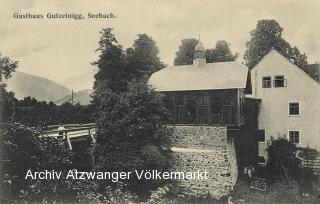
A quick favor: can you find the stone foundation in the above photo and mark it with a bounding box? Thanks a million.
[167,125,238,199]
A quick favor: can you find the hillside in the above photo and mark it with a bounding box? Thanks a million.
[5,71,71,102]
[59,71,95,91]
[54,89,92,105]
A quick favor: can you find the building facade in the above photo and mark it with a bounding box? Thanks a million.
[148,41,248,198]
[249,49,320,164]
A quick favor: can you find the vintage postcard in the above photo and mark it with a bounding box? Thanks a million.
[0,0,319,203]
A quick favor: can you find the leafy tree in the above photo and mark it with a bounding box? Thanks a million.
[0,53,18,82]
[174,38,199,66]
[0,54,18,122]
[126,34,165,81]
[92,29,172,192]
[206,40,238,63]
[266,137,301,179]
[174,39,238,65]
[244,19,308,69]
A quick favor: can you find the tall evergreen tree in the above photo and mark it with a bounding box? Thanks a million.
[92,28,127,93]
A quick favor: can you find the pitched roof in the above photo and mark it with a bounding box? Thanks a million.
[304,64,320,83]
[252,49,320,85]
[148,61,248,91]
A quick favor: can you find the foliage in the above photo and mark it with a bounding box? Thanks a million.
[0,123,74,203]
[244,19,308,69]
[205,40,238,63]
[92,29,164,94]
[0,84,17,123]
[75,181,136,204]
[266,137,301,179]
[174,38,238,66]
[92,28,172,193]
[174,38,199,66]
[0,53,18,81]
[126,34,165,81]
[13,97,93,127]
[297,146,319,160]
[141,185,182,204]
[94,81,172,184]
[92,28,127,93]
[232,177,316,204]
[0,54,18,123]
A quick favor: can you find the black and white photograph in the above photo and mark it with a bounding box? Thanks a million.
[0,0,319,203]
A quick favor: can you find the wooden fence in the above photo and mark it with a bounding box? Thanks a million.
[41,123,97,150]
[301,156,320,174]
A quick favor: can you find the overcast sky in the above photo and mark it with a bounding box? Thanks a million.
[1,0,319,82]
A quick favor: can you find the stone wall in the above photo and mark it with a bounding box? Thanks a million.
[167,125,238,199]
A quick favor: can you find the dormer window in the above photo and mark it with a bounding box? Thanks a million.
[274,75,287,87]
[262,76,271,88]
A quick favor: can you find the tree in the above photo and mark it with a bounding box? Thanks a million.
[92,29,172,192]
[0,54,18,122]
[206,40,238,63]
[94,81,171,191]
[0,53,18,82]
[126,34,165,81]
[92,28,127,93]
[174,38,238,66]
[174,38,199,66]
[244,19,308,69]
[266,137,301,179]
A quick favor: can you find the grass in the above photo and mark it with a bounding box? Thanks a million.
[231,177,320,204]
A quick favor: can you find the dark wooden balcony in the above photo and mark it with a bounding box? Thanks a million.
[166,89,245,126]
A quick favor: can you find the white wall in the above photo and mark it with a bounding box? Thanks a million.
[251,50,320,160]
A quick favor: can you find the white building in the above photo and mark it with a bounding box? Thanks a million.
[248,49,320,164]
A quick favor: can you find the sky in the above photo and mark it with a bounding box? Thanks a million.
[0,0,320,83]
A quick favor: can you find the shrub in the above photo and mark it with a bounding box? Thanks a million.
[266,137,301,179]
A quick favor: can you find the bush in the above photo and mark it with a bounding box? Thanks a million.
[0,123,73,203]
[266,137,301,179]
[93,81,172,193]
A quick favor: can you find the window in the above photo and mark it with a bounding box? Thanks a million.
[289,102,299,115]
[273,75,286,87]
[257,130,265,142]
[289,131,300,144]
[262,76,271,88]
[257,156,266,164]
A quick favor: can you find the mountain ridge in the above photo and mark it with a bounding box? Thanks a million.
[5,71,71,102]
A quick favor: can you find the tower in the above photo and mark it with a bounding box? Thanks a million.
[193,41,206,67]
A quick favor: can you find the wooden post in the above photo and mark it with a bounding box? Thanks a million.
[65,131,72,150]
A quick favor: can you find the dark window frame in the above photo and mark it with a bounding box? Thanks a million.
[289,102,300,116]
[257,129,266,142]
[262,76,271,88]
[257,156,266,164]
[273,75,287,87]
[289,131,300,144]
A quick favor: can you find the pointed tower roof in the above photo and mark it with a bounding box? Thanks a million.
[195,41,204,51]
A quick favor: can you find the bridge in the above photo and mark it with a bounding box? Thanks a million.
[40,123,97,150]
